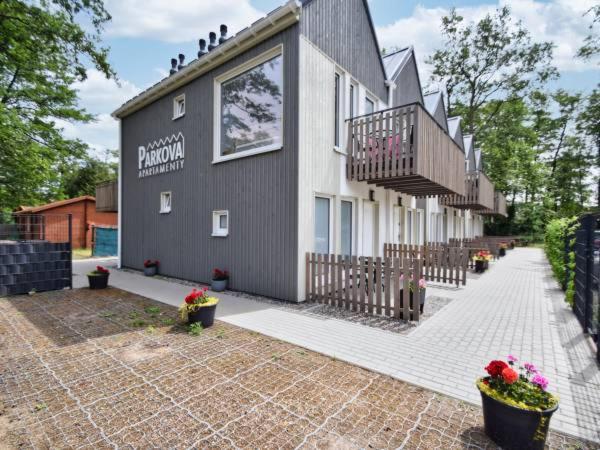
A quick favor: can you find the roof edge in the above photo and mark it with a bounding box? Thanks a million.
[112,1,301,119]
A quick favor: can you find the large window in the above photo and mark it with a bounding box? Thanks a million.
[341,200,353,256]
[315,197,330,254]
[365,97,375,115]
[218,51,283,159]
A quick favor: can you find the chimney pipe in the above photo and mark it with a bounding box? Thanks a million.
[169,58,177,75]
[208,32,217,51]
[177,53,185,70]
[198,38,207,57]
[219,24,228,44]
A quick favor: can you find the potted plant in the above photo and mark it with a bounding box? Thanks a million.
[509,240,516,250]
[473,251,491,273]
[143,259,159,276]
[400,275,427,314]
[499,243,508,257]
[179,287,219,328]
[477,356,558,450]
[88,265,110,289]
[211,268,229,292]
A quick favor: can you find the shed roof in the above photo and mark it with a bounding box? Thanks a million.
[14,196,95,214]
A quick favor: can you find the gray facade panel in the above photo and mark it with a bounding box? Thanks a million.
[393,55,423,107]
[121,26,300,301]
[300,0,388,101]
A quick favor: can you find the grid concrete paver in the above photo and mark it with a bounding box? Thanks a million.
[1,287,597,449]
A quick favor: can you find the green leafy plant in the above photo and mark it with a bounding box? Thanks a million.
[544,217,578,304]
[477,356,557,412]
[128,311,140,319]
[216,328,226,339]
[188,322,203,336]
[161,318,175,326]
[130,319,146,328]
[144,306,161,315]
[179,288,219,321]
[34,402,47,411]
[146,325,157,334]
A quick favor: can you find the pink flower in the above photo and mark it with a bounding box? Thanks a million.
[532,374,549,390]
[507,355,518,364]
[524,363,537,374]
[418,278,426,289]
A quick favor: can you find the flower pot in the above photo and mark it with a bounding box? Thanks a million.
[144,266,157,277]
[478,387,558,450]
[475,259,485,273]
[211,279,227,292]
[509,242,515,250]
[499,248,506,257]
[88,273,109,289]
[187,304,217,328]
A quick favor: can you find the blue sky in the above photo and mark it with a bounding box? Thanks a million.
[66,0,598,155]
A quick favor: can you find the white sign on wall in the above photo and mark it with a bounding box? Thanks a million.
[138,132,185,178]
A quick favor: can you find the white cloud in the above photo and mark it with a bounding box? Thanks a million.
[376,0,599,87]
[57,114,119,157]
[73,69,141,115]
[104,0,264,43]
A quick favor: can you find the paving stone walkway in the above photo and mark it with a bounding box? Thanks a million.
[218,248,600,443]
[0,288,596,449]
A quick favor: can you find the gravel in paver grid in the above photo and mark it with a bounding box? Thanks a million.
[1,287,598,449]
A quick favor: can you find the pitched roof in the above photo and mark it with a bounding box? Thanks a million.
[14,196,95,214]
[112,0,301,119]
[423,91,442,115]
[463,134,474,156]
[447,117,460,138]
[382,46,412,79]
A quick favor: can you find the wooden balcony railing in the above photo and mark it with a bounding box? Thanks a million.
[439,171,495,210]
[95,180,118,212]
[346,103,465,196]
[480,191,508,218]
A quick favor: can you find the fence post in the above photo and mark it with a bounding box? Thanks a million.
[68,214,73,289]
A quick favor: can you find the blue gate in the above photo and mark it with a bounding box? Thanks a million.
[93,226,117,257]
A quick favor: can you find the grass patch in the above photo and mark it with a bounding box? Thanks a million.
[144,306,161,316]
[187,322,203,336]
[72,248,92,259]
[161,317,175,326]
[98,311,116,318]
[128,311,140,319]
[130,319,146,328]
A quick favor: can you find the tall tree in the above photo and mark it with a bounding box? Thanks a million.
[60,152,117,199]
[0,0,115,211]
[576,88,600,207]
[427,6,557,135]
[577,5,600,62]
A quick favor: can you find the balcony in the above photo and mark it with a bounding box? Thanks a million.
[439,171,495,210]
[95,180,118,212]
[346,103,465,196]
[481,191,508,218]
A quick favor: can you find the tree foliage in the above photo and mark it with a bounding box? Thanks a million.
[0,0,115,210]
[428,6,597,238]
[61,153,117,199]
[544,217,578,304]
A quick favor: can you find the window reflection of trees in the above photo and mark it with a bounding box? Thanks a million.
[221,55,283,155]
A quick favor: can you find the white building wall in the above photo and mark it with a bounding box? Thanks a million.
[296,37,422,301]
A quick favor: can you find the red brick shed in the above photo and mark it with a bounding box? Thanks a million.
[14,196,117,249]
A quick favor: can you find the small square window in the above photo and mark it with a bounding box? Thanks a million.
[212,210,229,237]
[173,94,185,119]
[160,192,172,214]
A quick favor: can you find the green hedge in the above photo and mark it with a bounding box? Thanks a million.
[544,217,578,305]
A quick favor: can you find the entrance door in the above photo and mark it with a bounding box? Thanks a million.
[362,202,379,257]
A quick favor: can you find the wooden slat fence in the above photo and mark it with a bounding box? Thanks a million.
[383,243,469,286]
[305,253,423,321]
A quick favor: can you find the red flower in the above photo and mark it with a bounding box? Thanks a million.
[485,360,509,378]
[501,367,519,384]
[96,266,109,274]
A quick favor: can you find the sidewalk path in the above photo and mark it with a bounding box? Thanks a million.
[73,249,600,442]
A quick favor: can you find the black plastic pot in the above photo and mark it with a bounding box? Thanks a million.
[144,266,157,276]
[88,273,109,289]
[188,304,217,328]
[499,248,506,257]
[478,386,557,450]
[475,259,485,273]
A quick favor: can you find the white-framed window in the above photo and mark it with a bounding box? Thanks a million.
[365,96,375,115]
[340,199,354,256]
[315,196,332,254]
[348,81,357,119]
[212,210,229,237]
[160,192,172,214]
[173,94,185,119]
[214,46,284,163]
[334,72,341,148]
